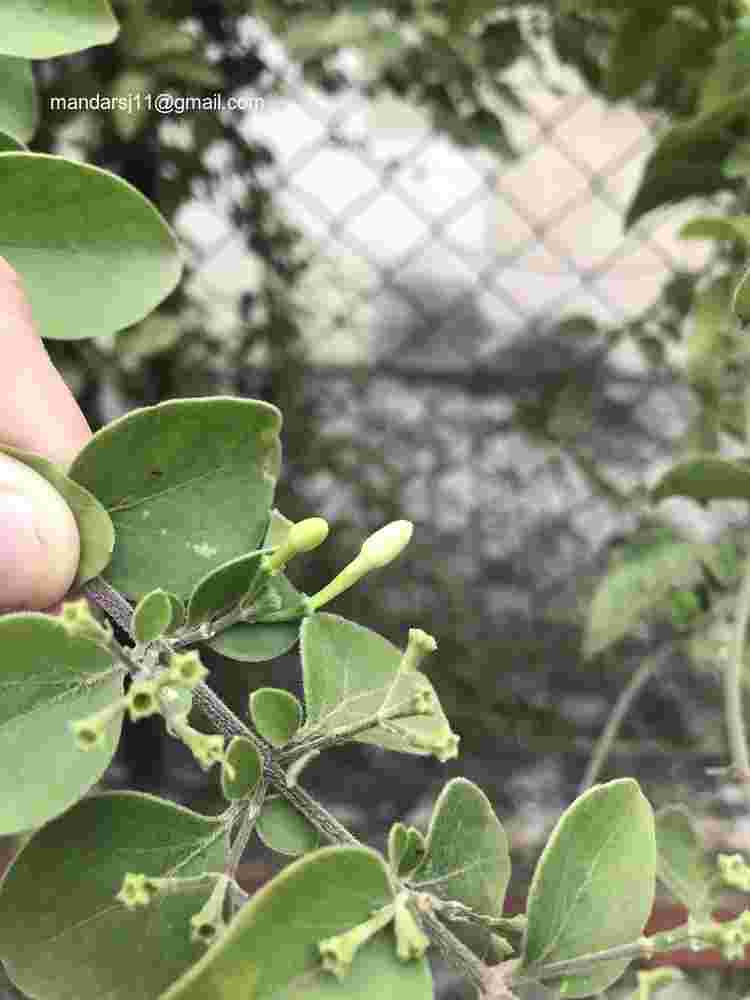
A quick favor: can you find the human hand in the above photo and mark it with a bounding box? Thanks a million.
[0,258,92,611]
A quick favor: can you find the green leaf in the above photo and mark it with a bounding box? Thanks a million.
[132,588,173,642]
[250,688,303,746]
[0,153,182,340]
[682,275,734,388]
[583,528,707,658]
[655,805,713,917]
[388,822,425,877]
[164,592,186,633]
[0,613,124,836]
[300,613,458,760]
[68,398,282,601]
[0,792,228,1000]
[187,551,267,626]
[221,736,263,800]
[0,444,115,587]
[626,85,750,227]
[207,547,306,662]
[0,0,119,57]
[0,57,36,143]
[680,216,750,247]
[521,778,656,998]
[0,131,24,152]
[256,796,325,856]
[410,779,510,918]
[606,12,709,101]
[210,621,300,662]
[161,846,433,1000]
[652,456,750,504]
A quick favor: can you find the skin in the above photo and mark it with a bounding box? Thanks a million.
[0,257,91,611]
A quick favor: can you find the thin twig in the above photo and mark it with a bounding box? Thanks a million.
[578,644,674,795]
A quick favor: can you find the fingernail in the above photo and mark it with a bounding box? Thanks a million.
[0,492,43,609]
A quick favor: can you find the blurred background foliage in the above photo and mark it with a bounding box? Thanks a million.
[26,0,750,794]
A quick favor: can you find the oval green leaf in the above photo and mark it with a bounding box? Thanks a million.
[250,688,303,747]
[0,443,115,587]
[211,621,300,663]
[521,778,656,998]
[221,736,263,801]
[0,153,181,340]
[652,456,750,505]
[256,796,325,857]
[583,528,706,659]
[0,613,124,836]
[0,0,119,57]
[410,778,510,918]
[68,398,282,601]
[163,592,186,633]
[655,805,713,918]
[132,588,173,642]
[161,846,433,1000]
[300,613,457,760]
[0,792,228,1000]
[0,57,36,143]
[187,551,267,626]
[388,823,425,877]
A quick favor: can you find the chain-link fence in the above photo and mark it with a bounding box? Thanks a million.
[178,28,724,658]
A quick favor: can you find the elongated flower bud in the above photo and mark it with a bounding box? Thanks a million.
[308,521,414,611]
[266,517,330,573]
[359,521,413,570]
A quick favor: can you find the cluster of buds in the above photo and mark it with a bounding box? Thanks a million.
[718,853,750,892]
[70,650,211,751]
[318,891,429,980]
[686,911,750,961]
[319,903,397,980]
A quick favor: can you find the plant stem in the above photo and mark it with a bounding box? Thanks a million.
[276,695,433,763]
[578,645,673,795]
[725,553,750,805]
[81,578,487,981]
[226,778,267,877]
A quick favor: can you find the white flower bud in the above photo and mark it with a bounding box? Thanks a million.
[359,521,413,570]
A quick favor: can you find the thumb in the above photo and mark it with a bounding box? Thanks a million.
[0,258,91,612]
[0,453,80,612]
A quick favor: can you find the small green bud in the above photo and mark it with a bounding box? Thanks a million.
[266,517,330,572]
[70,697,128,750]
[393,894,429,962]
[127,679,160,722]
[319,904,396,980]
[116,873,158,910]
[170,714,227,772]
[435,732,460,762]
[61,598,113,646]
[164,650,209,690]
[400,629,437,672]
[718,853,750,892]
[190,875,230,946]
